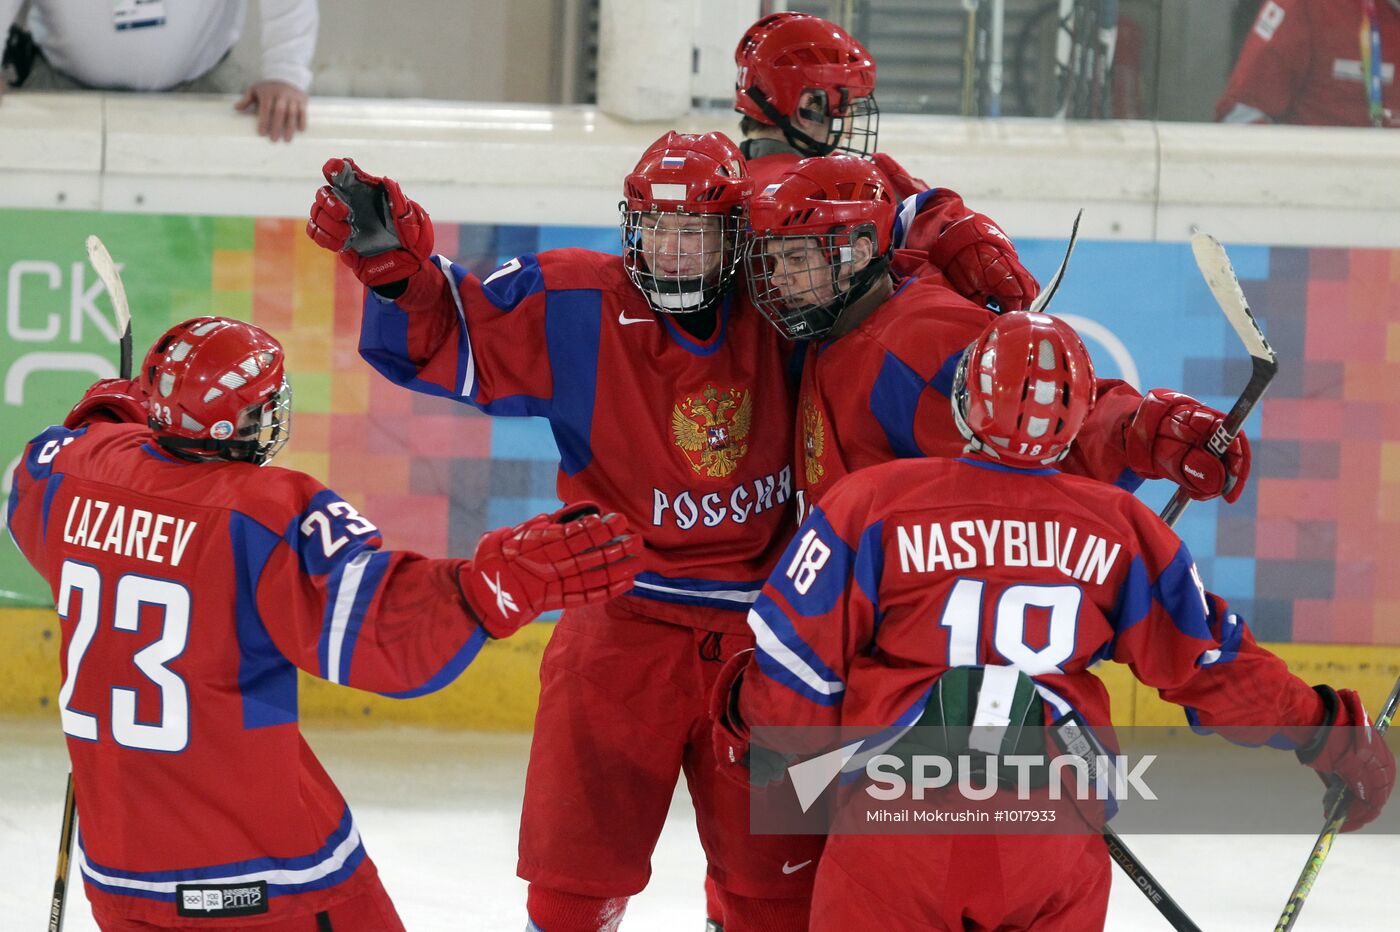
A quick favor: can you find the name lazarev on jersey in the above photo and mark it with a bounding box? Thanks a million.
[895,518,1122,585]
[61,495,199,567]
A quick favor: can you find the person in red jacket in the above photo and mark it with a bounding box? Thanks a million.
[734,10,1041,311]
[1218,0,1399,127]
[308,132,826,931]
[713,312,1394,930]
[7,316,638,931]
[743,154,1252,516]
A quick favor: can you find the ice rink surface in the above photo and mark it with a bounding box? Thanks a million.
[2,717,1395,931]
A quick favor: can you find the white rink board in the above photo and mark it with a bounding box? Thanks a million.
[1,719,1395,931]
[2,94,1400,247]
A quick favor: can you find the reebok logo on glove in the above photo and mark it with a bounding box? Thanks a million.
[482,571,520,616]
[460,502,642,639]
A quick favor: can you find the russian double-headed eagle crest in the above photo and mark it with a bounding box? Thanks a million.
[802,396,826,487]
[671,385,753,478]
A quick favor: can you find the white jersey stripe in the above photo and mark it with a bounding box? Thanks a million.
[78,822,363,893]
[632,579,760,606]
[747,606,845,697]
[434,255,475,398]
[327,551,373,685]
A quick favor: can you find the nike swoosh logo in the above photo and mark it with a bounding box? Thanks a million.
[781,860,812,874]
[618,311,654,325]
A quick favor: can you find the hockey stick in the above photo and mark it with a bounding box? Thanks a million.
[1097,232,1276,931]
[46,237,134,931]
[1050,716,1204,931]
[1158,233,1278,529]
[47,774,77,932]
[1026,208,1082,315]
[85,235,133,380]
[1275,674,1400,931]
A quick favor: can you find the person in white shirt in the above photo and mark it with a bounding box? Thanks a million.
[0,0,317,142]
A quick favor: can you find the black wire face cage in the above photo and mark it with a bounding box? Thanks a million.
[949,345,984,455]
[243,378,292,466]
[744,86,880,159]
[155,378,292,466]
[620,208,744,314]
[820,92,879,159]
[744,227,882,340]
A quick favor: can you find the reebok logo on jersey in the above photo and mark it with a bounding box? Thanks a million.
[176,881,268,918]
[482,571,519,616]
[781,860,813,874]
[1254,1,1284,41]
[618,311,654,325]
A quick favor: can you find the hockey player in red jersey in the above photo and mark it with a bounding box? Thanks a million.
[743,154,1252,515]
[306,132,823,930]
[733,10,1040,311]
[6,316,639,931]
[712,312,1395,930]
[1218,0,1399,127]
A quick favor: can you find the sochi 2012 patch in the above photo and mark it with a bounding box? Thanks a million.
[176,880,269,918]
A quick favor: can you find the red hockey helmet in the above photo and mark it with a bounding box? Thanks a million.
[140,316,291,465]
[621,131,753,314]
[734,12,879,157]
[951,312,1097,467]
[745,155,896,340]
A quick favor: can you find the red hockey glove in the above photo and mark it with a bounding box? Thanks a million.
[1125,389,1252,503]
[460,502,641,639]
[1296,686,1396,832]
[712,649,755,787]
[925,212,1040,312]
[710,649,796,788]
[306,157,435,287]
[63,378,146,429]
[870,151,929,199]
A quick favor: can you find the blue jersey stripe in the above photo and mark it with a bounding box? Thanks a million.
[749,593,846,706]
[869,352,927,459]
[79,806,358,886]
[334,550,392,684]
[629,571,763,611]
[769,508,853,617]
[231,514,298,729]
[891,188,941,248]
[1152,543,1213,642]
[853,519,885,613]
[544,288,602,476]
[381,626,489,699]
[39,472,65,543]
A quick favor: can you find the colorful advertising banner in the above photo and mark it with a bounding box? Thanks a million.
[3,209,1399,645]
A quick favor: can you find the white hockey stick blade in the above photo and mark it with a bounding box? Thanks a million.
[85,235,131,336]
[1189,232,1277,366]
[1027,208,1083,315]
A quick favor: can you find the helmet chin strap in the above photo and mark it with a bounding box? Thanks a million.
[744,86,837,158]
[826,248,890,319]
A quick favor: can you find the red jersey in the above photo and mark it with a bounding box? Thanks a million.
[1218,0,1400,127]
[740,456,1323,738]
[7,423,489,925]
[796,275,1147,511]
[359,250,798,633]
